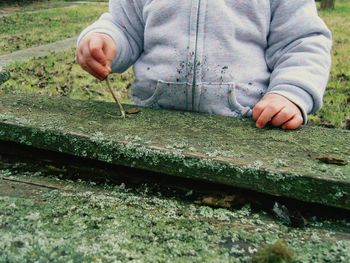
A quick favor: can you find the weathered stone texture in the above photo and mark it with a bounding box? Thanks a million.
[0,94,349,209]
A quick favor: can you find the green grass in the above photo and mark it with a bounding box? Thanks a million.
[64,0,108,2]
[0,3,107,55]
[0,0,108,14]
[309,0,350,128]
[0,1,76,15]
[1,48,133,103]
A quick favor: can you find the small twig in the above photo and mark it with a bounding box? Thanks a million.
[82,85,104,96]
[1,177,61,190]
[105,76,126,118]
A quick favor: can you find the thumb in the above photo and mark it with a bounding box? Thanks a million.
[89,37,106,65]
[105,59,112,73]
[102,37,117,73]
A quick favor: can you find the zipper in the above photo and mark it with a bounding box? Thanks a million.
[191,0,201,112]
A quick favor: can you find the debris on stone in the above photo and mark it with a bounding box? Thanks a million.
[125,107,141,115]
[316,156,348,166]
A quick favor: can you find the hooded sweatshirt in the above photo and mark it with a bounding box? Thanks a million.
[78,0,332,122]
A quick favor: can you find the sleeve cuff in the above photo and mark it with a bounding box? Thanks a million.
[266,85,314,124]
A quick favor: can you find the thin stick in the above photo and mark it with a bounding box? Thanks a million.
[105,76,126,118]
[1,177,61,190]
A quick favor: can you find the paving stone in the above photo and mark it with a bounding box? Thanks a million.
[0,169,349,263]
[0,94,349,210]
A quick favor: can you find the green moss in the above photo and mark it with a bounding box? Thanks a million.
[0,94,349,209]
[0,167,350,263]
[251,240,294,263]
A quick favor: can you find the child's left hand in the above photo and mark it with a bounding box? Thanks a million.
[252,94,303,130]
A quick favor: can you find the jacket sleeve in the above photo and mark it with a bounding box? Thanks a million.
[77,0,144,73]
[265,0,332,123]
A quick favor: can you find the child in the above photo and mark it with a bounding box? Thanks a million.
[76,0,332,130]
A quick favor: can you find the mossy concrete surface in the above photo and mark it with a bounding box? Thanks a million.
[0,94,349,210]
[0,167,349,263]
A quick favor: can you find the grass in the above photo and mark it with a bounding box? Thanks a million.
[308,0,350,128]
[0,0,108,14]
[0,3,107,55]
[0,1,76,15]
[1,48,133,103]
[0,0,349,128]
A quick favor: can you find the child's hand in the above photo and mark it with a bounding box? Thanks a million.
[76,33,116,80]
[252,94,303,130]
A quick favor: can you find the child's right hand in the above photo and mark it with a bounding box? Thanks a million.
[76,33,117,80]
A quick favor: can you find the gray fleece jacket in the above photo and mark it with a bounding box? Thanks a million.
[78,0,332,122]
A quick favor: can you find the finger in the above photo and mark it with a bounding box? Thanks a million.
[77,37,106,79]
[255,104,283,128]
[80,56,106,80]
[75,49,80,64]
[282,115,304,130]
[76,41,87,64]
[270,107,295,127]
[102,39,116,72]
[252,100,268,121]
[89,37,106,65]
[76,50,82,65]
[79,58,105,80]
[82,48,109,80]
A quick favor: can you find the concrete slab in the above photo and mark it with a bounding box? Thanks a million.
[0,94,349,210]
[0,166,349,262]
